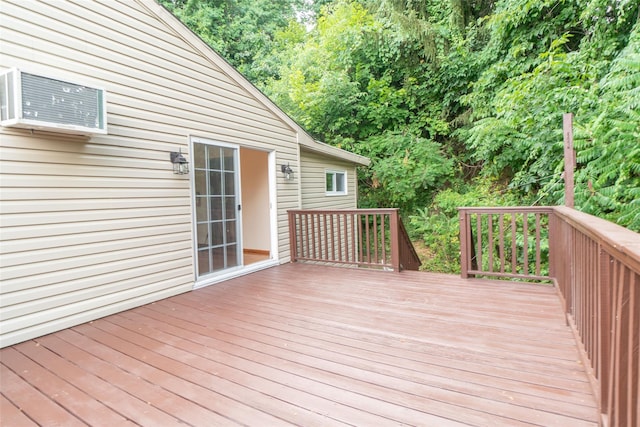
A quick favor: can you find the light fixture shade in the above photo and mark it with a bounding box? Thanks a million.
[281,163,293,180]
[170,150,189,175]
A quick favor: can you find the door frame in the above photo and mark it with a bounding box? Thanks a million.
[189,136,279,289]
[267,149,278,262]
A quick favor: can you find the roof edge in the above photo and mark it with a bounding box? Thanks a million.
[141,0,300,132]
[300,139,370,166]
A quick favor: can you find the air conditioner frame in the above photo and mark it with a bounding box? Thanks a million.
[0,68,107,135]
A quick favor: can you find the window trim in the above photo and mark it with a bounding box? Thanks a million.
[325,169,347,196]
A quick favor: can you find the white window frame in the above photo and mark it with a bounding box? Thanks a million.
[325,169,347,196]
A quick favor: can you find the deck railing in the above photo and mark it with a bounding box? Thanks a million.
[288,209,421,271]
[460,206,639,427]
[458,206,554,280]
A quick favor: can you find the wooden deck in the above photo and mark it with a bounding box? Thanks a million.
[1,263,599,426]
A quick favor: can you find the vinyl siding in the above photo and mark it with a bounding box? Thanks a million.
[300,149,359,209]
[0,0,300,347]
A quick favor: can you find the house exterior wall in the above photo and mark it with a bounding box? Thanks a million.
[0,0,304,348]
[300,149,359,209]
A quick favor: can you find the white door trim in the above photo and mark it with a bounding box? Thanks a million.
[189,136,279,290]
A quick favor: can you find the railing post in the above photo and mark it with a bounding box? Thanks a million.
[459,209,469,279]
[390,209,401,272]
[288,211,298,263]
[563,113,575,208]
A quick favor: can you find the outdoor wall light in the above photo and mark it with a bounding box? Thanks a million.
[281,163,294,180]
[170,149,189,175]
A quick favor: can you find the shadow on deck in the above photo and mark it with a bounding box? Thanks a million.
[1,263,598,426]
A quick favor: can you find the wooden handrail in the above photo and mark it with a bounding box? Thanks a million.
[460,206,639,427]
[288,209,421,271]
[550,206,639,427]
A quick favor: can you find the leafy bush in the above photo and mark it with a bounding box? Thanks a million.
[356,130,453,213]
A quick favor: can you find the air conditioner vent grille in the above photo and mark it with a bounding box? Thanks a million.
[21,73,104,130]
[0,68,107,135]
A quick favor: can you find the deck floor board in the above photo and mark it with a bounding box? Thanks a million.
[0,263,599,426]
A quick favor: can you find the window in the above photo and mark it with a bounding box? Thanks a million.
[326,170,347,195]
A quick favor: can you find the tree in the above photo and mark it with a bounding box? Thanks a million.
[570,20,640,229]
[265,0,454,213]
[159,0,309,83]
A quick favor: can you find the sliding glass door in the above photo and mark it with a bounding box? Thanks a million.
[193,140,241,277]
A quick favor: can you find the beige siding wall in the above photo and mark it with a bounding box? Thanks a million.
[0,0,299,347]
[300,149,359,209]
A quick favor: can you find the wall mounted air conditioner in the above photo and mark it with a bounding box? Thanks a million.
[0,68,107,135]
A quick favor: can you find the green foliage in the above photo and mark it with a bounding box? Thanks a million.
[568,22,640,230]
[356,131,453,212]
[266,1,379,138]
[264,1,456,213]
[465,32,594,188]
[159,0,308,83]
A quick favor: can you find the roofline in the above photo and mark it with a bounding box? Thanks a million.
[299,140,370,166]
[140,0,370,167]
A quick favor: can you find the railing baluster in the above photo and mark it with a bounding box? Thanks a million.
[298,212,302,259]
[330,214,335,261]
[589,238,597,362]
[535,213,541,276]
[355,213,361,264]
[310,213,316,260]
[304,213,310,259]
[364,214,371,264]
[381,213,387,264]
[344,213,350,262]
[499,214,505,273]
[488,214,494,273]
[322,214,328,260]
[299,213,304,260]
[511,214,517,274]
[373,214,378,265]
[337,213,342,261]
[343,214,348,262]
[523,212,528,276]
[363,214,367,263]
[608,262,624,424]
[318,214,323,260]
[476,214,483,271]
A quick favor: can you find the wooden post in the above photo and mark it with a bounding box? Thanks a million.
[459,210,469,278]
[563,113,575,208]
[288,211,298,263]
[389,209,401,272]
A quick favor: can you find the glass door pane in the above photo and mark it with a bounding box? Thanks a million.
[194,142,241,277]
